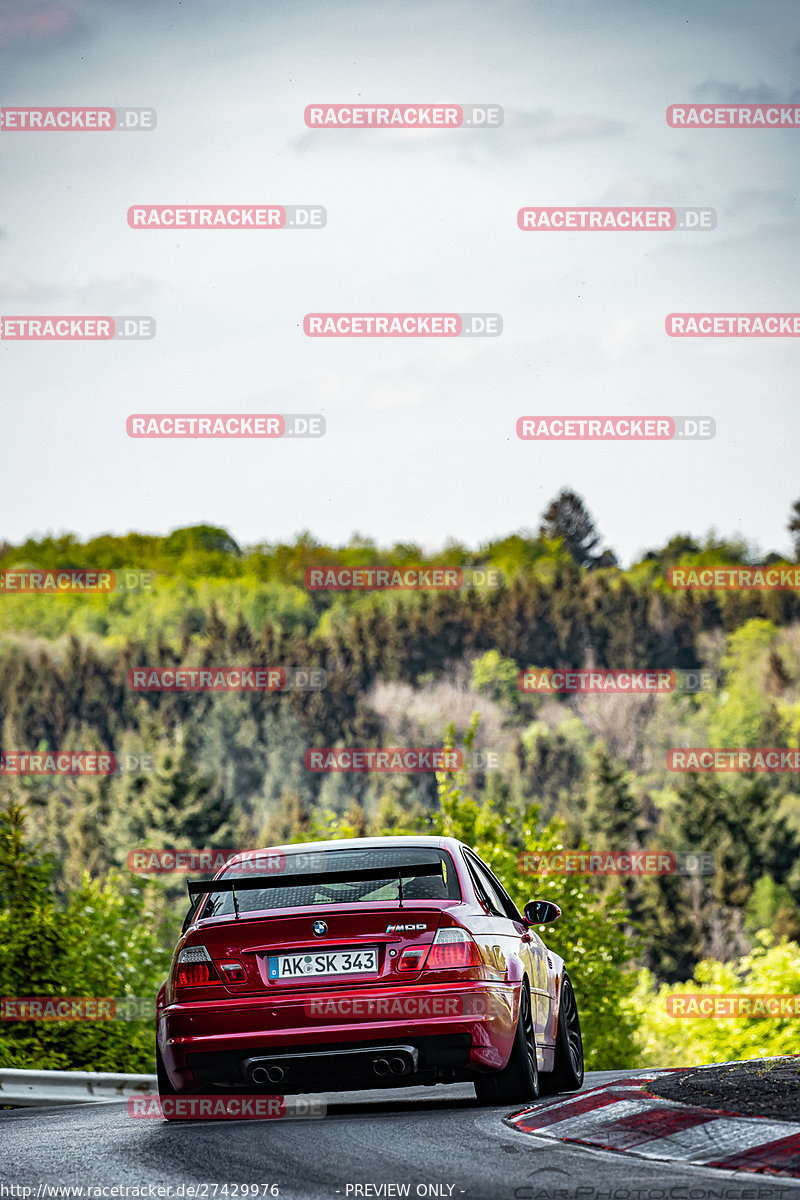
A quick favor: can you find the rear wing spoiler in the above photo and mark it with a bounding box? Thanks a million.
[185,859,446,920]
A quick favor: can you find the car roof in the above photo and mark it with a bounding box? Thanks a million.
[223,834,463,868]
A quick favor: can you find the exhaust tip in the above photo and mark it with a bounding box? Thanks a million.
[389,1056,408,1075]
[372,1057,390,1076]
[251,1064,285,1085]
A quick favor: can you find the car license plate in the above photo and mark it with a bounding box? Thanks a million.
[267,947,378,980]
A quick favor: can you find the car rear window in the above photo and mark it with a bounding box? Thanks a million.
[200,846,460,918]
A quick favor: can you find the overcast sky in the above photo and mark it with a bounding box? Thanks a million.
[1,0,798,563]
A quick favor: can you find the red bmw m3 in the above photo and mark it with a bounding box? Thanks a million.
[155,836,584,1111]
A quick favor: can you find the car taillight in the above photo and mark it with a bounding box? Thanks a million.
[216,959,247,984]
[175,945,217,987]
[424,928,482,969]
[398,947,429,971]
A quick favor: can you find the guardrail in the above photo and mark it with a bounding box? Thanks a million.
[0,1068,157,1107]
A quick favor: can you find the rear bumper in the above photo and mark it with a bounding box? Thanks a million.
[158,981,517,1092]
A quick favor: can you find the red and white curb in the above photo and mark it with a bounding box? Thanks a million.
[507,1073,800,1178]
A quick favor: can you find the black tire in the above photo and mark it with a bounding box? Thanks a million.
[473,982,539,1105]
[540,971,584,1094]
[156,1044,176,1094]
[156,1044,183,1121]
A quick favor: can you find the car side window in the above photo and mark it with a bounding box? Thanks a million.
[182,895,201,933]
[461,852,495,912]
[471,855,525,923]
[464,852,508,918]
[465,861,495,914]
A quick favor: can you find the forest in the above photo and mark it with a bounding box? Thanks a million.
[2,491,800,1073]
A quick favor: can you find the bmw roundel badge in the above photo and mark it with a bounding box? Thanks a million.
[312,920,327,936]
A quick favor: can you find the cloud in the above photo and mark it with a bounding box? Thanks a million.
[502,106,627,145]
[694,79,800,104]
[0,272,61,303]
[598,317,639,365]
[595,173,703,206]
[74,273,160,307]
[291,105,626,159]
[0,2,87,53]
[0,271,159,305]
[725,187,796,219]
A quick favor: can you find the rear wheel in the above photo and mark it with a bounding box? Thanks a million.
[156,1044,183,1121]
[540,972,584,1094]
[473,983,539,1105]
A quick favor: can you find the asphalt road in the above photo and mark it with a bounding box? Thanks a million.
[2,1070,800,1200]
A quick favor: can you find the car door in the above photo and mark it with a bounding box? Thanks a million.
[464,852,551,1048]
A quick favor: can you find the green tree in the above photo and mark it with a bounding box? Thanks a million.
[708,619,785,749]
[430,716,639,1070]
[163,525,241,558]
[539,490,610,569]
[472,649,523,710]
[108,735,234,879]
[633,935,800,1067]
[575,744,645,850]
[745,875,800,942]
[0,795,171,1071]
[788,498,800,561]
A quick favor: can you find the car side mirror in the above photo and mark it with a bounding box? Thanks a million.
[524,900,562,926]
